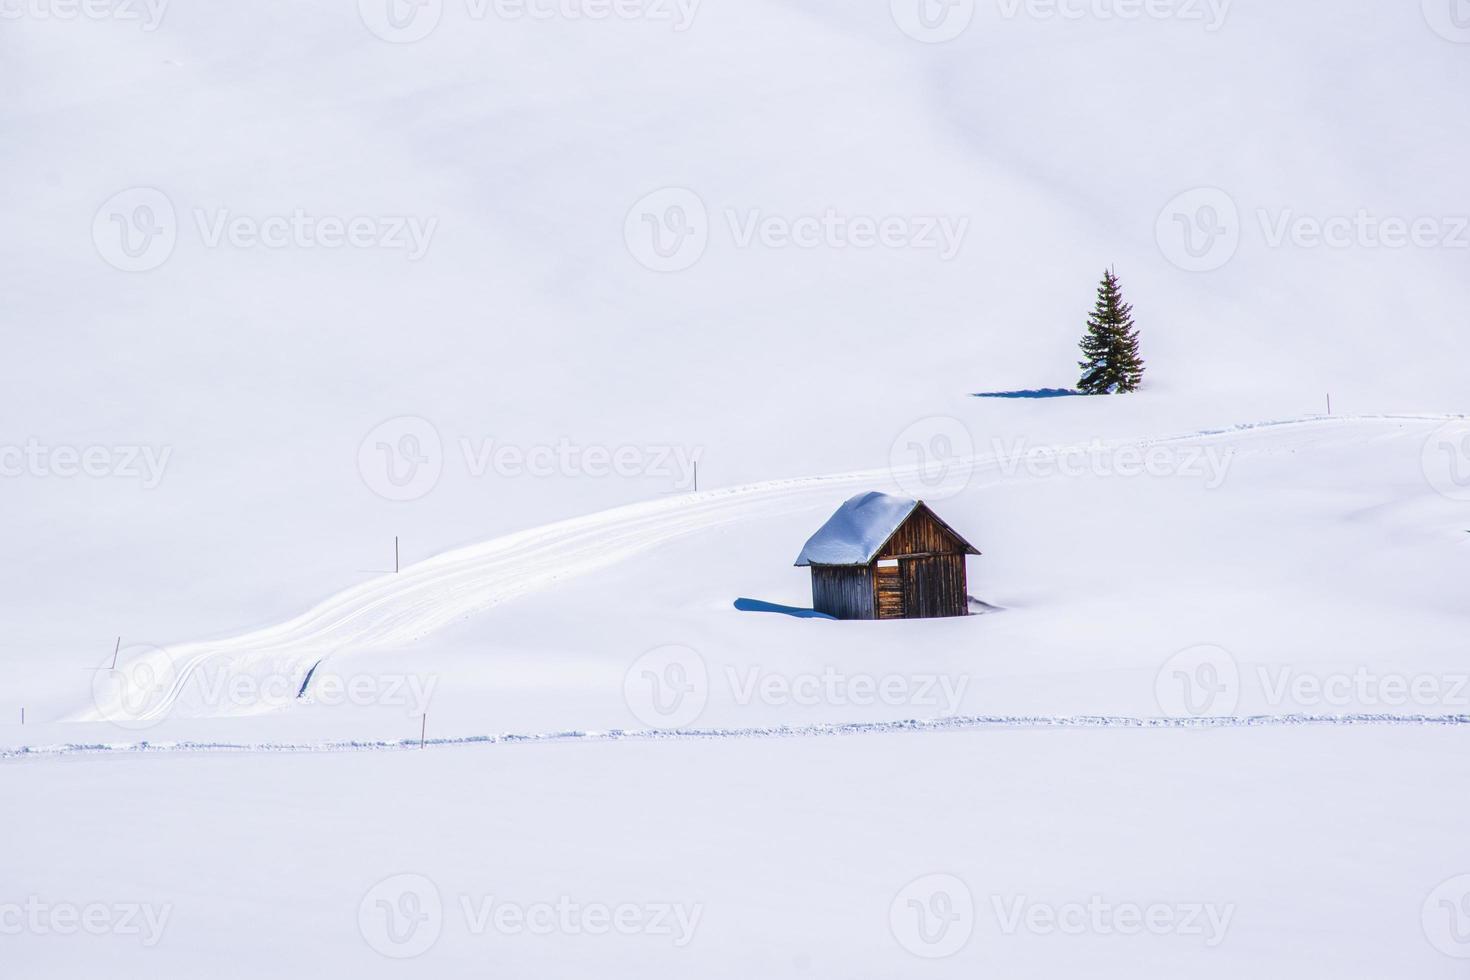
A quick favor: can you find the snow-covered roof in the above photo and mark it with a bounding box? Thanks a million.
[793,492,922,567]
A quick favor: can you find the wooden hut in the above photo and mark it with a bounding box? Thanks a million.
[794,492,981,620]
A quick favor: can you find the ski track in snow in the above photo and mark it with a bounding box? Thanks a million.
[76,413,1464,727]
[8,712,1470,762]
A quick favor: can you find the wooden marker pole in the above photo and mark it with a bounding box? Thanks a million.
[111,636,120,670]
[692,461,698,494]
[395,536,400,574]
[419,713,427,750]
[1326,393,1332,415]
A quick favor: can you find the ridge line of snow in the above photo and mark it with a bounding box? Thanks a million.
[13,711,1470,762]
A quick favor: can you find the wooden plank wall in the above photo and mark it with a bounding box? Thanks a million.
[811,565,876,620]
[900,554,968,618]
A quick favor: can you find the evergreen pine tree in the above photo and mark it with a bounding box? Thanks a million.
[1077,268,1145,394]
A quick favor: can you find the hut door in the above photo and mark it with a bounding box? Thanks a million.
[874,561,904,619]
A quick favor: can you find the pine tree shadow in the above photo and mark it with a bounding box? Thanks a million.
[972,388,1084,399]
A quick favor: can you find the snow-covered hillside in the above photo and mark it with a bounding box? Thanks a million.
[3,0,1469,975]
[50,413,1469,741]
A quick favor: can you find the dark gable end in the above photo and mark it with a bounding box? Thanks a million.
[873,503,981,560]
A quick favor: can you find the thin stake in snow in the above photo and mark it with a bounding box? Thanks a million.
[420,713,427,750]
[19,707,24,725]
[111,636,120,670]
[1327,393,1332,415]
[692,460,698,493]
[395,536,400,574]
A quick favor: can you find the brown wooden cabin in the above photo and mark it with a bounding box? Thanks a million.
[794,492,980,620]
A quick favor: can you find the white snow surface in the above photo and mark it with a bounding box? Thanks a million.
[5,1,1470,976]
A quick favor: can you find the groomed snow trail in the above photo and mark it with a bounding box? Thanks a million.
[12,712,1470,762]
[76,413,1461,726]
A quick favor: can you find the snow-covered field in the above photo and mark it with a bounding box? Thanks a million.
[4,0,1470,975]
